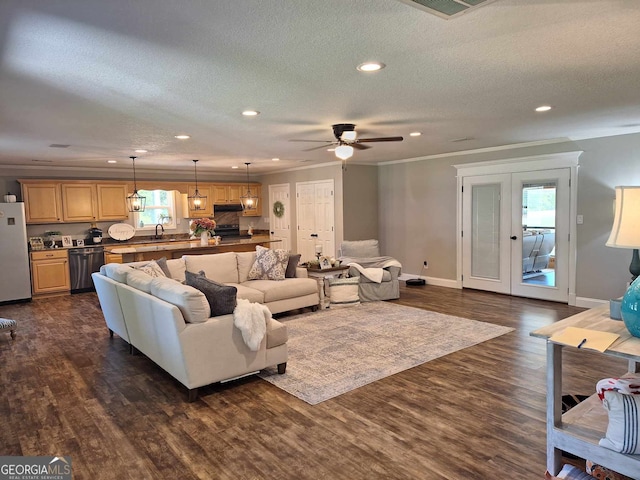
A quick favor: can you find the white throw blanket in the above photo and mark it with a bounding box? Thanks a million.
[233,298,270,351]
[340,256,402,284]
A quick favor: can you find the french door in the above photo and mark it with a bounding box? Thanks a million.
[461,168,571,302]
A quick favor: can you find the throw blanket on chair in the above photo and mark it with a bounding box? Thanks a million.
[233,298,270,351]
[340,256,402,284]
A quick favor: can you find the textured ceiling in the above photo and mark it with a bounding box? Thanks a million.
[1,0,640,175]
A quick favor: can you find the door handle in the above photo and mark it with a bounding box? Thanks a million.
[510,235,518,240]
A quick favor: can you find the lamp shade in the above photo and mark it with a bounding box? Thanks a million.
[335,144,354,160]
[606,186,640,248]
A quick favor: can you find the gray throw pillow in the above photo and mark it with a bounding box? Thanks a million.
[285,253,301,278]
[185,270,237,316]
[155,257,172,278]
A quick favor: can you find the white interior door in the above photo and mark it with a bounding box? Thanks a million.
[462,174,512,294]
[296,180,335,263]
[269,183,291,251]
[461,169,571,302]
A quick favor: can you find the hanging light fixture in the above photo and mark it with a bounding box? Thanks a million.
[187,159,207,211]
[240,162,259,212]
[335,144,354,160]
[126,156,146,212]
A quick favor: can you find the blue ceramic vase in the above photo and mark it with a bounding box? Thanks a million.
[621,276,640,338]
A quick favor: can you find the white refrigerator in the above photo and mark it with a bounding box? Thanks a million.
[0,203,32,303]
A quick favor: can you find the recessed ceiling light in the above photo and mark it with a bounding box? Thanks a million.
[107,160,117,164]
[174,134,191,139]
[242,110,260,116]
[357,62,385,72]
[535,105,552,112]
[409,132,422,137]
[231,166,239,169]
[272,158,280,162]
[134,149,147,153]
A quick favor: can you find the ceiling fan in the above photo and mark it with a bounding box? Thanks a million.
[291,124,403,160]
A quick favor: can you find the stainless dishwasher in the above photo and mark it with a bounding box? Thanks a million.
[69,246,105,293]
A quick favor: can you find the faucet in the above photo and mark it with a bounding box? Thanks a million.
[155,223,164,239]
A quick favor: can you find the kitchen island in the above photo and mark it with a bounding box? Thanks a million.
[104,237,280,263]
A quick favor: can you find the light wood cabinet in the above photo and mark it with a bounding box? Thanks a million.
[186,185,214,217]
[228,184,242,203]
[104,252,123,264]
[212,185,230,205]
[20,180,129,224]
[22,182,63,223]
[96,184,129,220]
[30,250,70,295]
[61,184,97,222]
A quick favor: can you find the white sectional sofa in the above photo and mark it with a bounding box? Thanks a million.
[92,251,319,401]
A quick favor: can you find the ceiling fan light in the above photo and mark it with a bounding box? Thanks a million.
[335,145,354,160]
[341,130,357,142]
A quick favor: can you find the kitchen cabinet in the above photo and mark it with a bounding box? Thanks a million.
[530,305,640,478]
[30,249,70,296]
[21,182,63,223]
[61,183,97,222]
[186,185,214,217]
[96,184,129,220]
[211,184,243,205]
[20,180,129,224]
[104,252,123,264]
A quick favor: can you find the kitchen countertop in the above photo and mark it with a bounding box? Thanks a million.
[105,236,277,255]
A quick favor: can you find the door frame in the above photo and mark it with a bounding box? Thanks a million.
[454,151,581,305]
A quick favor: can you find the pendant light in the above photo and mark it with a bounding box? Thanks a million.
[240,162,259,212]
[126,156,146,212]
[187,159,207,211]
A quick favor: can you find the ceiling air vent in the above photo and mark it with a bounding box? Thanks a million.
[397,0,497,19]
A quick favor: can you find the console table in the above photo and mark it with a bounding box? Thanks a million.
[530,304,640,478]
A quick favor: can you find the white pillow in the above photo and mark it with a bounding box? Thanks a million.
[136,259,166,278]
[102,263,132,283]
[599,390,640,454]
[150,277,210,323]
[125,268,153,293]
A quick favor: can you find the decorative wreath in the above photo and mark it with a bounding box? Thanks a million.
[273,201,285,218]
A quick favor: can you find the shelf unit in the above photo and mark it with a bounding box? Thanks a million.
[531,305,640,478]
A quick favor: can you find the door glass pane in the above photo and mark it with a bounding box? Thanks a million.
[521,182,556,287]
[471,184,501,279]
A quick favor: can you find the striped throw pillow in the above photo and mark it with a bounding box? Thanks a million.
[328,277,360,308]
[599,390,640,454]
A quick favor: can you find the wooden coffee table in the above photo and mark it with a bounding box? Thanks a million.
[305,265,350,308]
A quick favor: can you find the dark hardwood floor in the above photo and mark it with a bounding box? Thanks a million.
[0,284,626,479]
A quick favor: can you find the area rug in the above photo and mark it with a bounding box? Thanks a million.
[259,301,513,405]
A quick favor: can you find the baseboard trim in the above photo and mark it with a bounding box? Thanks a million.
[574,297,608,308]
[399,274,460,289]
